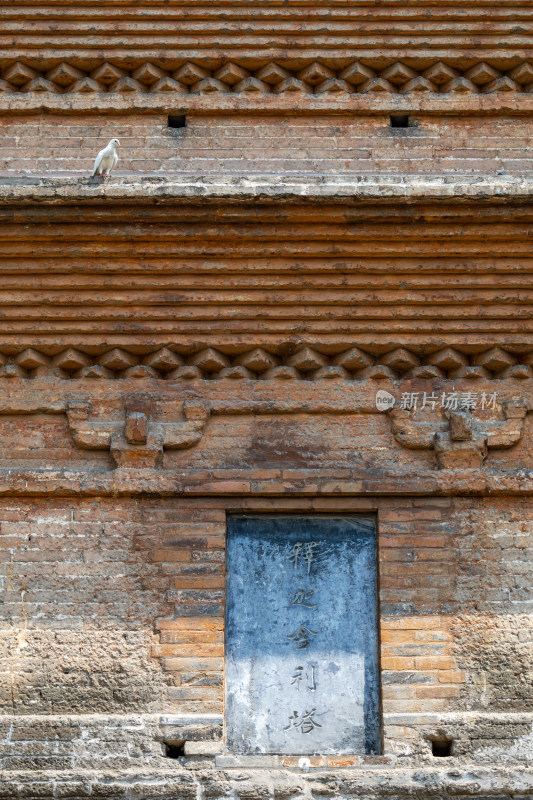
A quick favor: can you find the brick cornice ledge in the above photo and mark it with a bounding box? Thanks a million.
[0,467,532,497]
[2,174,533,204]
[3,93,533,116]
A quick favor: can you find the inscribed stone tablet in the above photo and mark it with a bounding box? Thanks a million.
[225,516,380,755]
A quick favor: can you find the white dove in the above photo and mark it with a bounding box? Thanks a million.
[91,138,120,178]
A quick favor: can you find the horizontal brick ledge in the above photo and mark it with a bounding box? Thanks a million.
[3,93,533,115]
[0,467,531,496]
[1,174,533,204]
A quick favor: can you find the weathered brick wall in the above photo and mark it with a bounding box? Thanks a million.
[1,114,532,176]
[0,192,529,793]
[1,0,532,795]
[1,494,531,771]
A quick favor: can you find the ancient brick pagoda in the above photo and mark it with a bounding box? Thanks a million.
[0,1,532,798]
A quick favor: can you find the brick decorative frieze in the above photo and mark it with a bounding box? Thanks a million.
[0,345,530,381]
[0,380,524,480]
[3,60,533,96]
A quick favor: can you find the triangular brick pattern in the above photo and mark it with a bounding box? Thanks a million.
[0,344,531,380]
[3,60,533,95]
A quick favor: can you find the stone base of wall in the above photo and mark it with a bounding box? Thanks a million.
[1,712,532,799]
[0,762,531,800]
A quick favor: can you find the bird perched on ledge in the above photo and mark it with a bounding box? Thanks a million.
[91,138,120,178]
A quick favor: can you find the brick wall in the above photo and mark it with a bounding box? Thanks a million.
[1,114,532,176]
[1,494,531,768]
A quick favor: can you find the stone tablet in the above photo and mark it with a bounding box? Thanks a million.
[226,516,380,755]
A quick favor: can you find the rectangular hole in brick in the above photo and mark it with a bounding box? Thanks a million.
[168,114,187,129]
[431,738,453,757]
[164,741,185,758]
[390,115,410,129]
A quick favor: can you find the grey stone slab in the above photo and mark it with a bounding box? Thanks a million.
[226,515,380,756]
[184,741,223,756]
[160,715,224,725]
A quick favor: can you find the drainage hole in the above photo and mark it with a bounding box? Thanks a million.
[168,114,187,129]
[390,114,410,129]
[163,740,185,758]
[431,738,453,757]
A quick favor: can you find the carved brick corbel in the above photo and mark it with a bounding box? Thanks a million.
[389,400,527,469]
[66,399,210,468]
